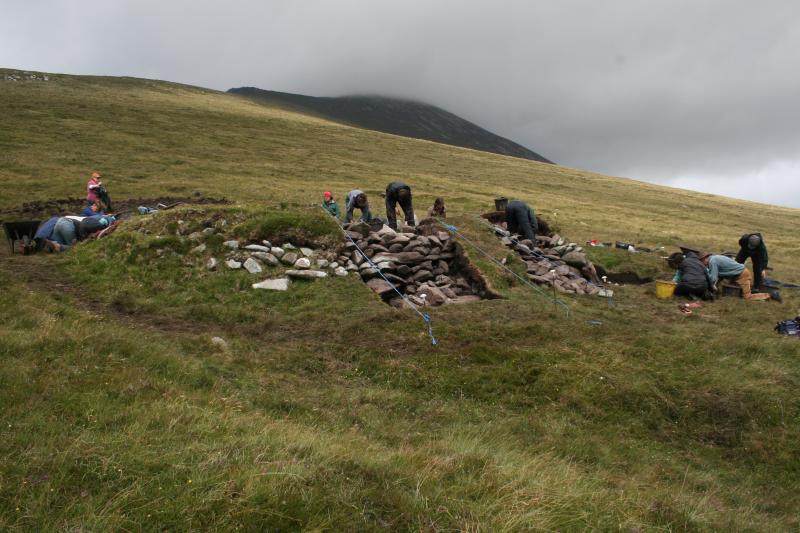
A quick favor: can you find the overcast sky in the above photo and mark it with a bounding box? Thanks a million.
[3,0,800,207]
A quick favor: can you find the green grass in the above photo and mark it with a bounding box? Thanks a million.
[2,68,800,530]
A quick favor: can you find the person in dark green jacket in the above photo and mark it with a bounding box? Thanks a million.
[322,191,341,219]
[736,233,768,289]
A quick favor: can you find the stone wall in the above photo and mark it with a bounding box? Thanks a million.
[337,221,496,308]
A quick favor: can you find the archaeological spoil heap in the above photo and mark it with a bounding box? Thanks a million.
[496,228,605,296]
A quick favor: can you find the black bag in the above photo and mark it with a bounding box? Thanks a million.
[775,317,800,337]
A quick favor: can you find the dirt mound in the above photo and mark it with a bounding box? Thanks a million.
[0,194,229,222]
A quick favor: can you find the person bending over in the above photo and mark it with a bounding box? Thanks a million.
[505,199,537,243]
[669,252,713,300]
[385,181,415,230]
[345,190,372,223]
[700,251,769,301]
[736,233,768,289]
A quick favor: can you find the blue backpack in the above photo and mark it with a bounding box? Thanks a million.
[775,317,800,337]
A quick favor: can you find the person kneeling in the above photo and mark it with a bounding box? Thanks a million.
[669,252,713,300]
[700,251,770,301]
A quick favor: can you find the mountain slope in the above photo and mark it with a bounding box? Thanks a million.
[227,87,553,163]
[1,69,800,531]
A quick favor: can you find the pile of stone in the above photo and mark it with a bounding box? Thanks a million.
[203,237,349,290]
[336,221,492,308]
[497,228,604,296]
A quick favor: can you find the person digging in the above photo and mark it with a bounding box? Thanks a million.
[344,190,372,223]
[385,181,415,230]
[505,199,537,243]
[668,251,714,301]
[699,251,770,301]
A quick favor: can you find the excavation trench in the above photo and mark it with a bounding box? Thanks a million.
[336,220,499,307]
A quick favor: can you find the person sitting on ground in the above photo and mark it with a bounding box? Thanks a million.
[344,190,372,223]
[321,191,341,219]
[385,181,415,230]
[44,215,114,252]
[735,233,768,289]
[81,199,108,217]
[428,197,446,219]
[505,199,537,243]
[668,251,713,300]
[699,251,770,301]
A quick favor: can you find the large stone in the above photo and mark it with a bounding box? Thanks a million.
[366,278,395,297]
[388,243,405,253]
[334,266,348,277]
[281,252,299,265]
[411,261,434,273]
[300,247,314,257]
[191,243,207,254]
[347,222,371,237]
[417,284,447,306]
[412,269,433,283]
[282,243,297,250]
[369,244,390,253]
[294,257,312,269]
[226,259,242,269]
[252,278,289,291]
[251,252,279,266]
[243,257,263,274]
[388,234,411,245]
[270,247,285,258]
[244,244,271,253]
[223,240,239,250]
[286,269,328,279]
[316,259,330,268]
[397,264,412,276]
[376,225,397,237]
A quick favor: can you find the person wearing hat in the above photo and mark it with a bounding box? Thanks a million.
[735,233,768,289]
[344,190,372,223]
[321,191,341,219]
[700,251,770,301]
[384,181,415,230]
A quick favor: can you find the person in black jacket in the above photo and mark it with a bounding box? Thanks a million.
[669,251,713,300]
[736,233,768,289]
[385,181,415,230]
[505,199,537,242]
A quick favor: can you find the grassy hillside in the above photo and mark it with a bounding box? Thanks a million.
[1,68,800,531]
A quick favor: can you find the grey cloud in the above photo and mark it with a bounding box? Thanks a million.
[2,0,799,206]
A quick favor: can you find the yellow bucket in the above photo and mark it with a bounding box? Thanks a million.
[655,280,677,299]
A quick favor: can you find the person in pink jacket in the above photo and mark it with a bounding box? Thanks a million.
[86,172,102,203]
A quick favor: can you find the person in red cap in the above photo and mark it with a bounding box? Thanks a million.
[321,191,341,219]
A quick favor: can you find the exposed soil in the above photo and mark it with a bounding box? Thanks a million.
[0,195,229,223]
